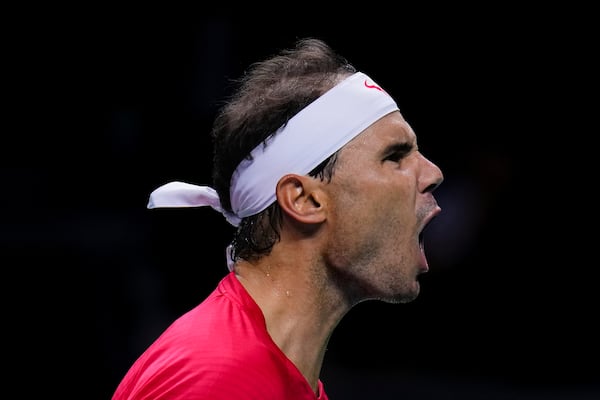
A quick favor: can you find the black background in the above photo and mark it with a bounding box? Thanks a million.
[4,8,598,399]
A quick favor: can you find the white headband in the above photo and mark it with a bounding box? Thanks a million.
[147,72,399,227]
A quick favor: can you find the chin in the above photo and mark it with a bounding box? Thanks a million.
[386,285,420,304]
[403,282,421,303]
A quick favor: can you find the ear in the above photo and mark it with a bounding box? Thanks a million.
[276,174,327,224]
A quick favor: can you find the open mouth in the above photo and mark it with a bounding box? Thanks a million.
[419,213,436,246]
[418,209,440,258]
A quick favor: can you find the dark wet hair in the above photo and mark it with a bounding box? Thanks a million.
[211,38,356,262]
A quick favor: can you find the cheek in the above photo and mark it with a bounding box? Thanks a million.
[332,163,416,226]
[337,190,404,239]
[370,184,417,243]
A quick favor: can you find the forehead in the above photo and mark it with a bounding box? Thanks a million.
[344,111,416,151]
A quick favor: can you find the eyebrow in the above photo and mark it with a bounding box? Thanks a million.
[382,141,414,157]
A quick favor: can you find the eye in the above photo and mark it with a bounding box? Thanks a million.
[382,142,414,163]
[383,145,412,162]
[384,151,405,162]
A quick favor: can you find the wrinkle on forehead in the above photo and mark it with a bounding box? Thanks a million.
[343,111,415,153]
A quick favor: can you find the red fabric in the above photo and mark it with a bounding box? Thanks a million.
[112,272,328,400]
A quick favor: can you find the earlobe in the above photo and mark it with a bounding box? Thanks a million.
[276,174,326,224]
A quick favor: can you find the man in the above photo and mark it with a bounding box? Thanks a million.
[113,37,444,399]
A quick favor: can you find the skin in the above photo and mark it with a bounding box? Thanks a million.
[234,110,444,394]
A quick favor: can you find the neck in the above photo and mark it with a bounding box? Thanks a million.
[233,248,349,392]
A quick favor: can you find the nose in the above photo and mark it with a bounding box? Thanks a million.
[419,154,444,194]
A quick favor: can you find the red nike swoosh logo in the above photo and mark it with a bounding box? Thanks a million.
[364,79,383,91]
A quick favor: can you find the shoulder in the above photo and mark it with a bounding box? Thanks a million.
[113,337,301,399]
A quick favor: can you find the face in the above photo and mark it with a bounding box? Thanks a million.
[324,111,443,304]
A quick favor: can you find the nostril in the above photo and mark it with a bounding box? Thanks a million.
[425,181,440,193]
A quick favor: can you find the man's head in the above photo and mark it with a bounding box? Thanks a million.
[211,38,408,264]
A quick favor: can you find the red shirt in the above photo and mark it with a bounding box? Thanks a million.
[112,272,328,399]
